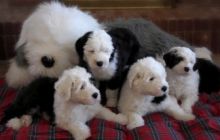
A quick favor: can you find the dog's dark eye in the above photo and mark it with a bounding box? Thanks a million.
[89,50,95,53]
[80,83,86,90]
[149,77,155,81]
[89,77,95,83]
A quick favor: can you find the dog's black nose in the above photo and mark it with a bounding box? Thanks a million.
[161,86,167,92]
[184,67,190,72]
[96,61,103,67]
[41,56,55,68]
[92,93,98,99]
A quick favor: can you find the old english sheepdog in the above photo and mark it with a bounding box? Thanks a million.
[54,66,127,140]
[118,57,195,130]
[6,1,102,88]
[75,28,140,106]
[163,47,200,114]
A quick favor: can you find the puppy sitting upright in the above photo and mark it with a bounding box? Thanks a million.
[75,28,140,106]
[163,46,199,114]
[54,66,127,140]
[118,57,195,130]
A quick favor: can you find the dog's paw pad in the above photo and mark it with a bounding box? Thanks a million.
[6,118,22,130]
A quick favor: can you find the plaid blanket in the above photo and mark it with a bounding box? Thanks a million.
[0,79,220,140]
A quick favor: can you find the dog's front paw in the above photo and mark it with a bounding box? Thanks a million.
[181,104,193,114]
[73,124,91,140]
[180,113,195,121]
[127,119,144,130]
[127,113,145,130]
[6,117,23,130]
[115,114,128,125]
[21,115,32,127]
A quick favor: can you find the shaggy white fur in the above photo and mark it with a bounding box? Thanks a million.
[54,66,127,140]
[164,47,200,114]
[83,30,117,80]
[6,2,102,88]
[118,57,195,130]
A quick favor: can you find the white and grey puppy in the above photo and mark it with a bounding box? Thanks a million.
[76,28,140,106]
[6,2,102,88]
[54,66,127,140]
[118,57,195,130]
[163,46,200,114]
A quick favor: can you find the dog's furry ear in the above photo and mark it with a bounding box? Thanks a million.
[163,51,183,69]
[55,75,74,101]
[128,70,142,89]
[75,31,93,58]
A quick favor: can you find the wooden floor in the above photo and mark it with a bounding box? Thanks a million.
[1,54,220,79]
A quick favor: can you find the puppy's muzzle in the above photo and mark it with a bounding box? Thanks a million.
[41,56,55,68]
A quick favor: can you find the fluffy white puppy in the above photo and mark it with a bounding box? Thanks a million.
[54,66,127,140]
[163,47,200,114]
[118,57,195,130]
[6,2,102,88]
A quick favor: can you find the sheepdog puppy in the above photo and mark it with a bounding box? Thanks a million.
[163,47,199,113]
[118,57,195,130]
[54,66,127,140]
[0,77,57,130]
[6,1,102,88]
[75,28,140,106]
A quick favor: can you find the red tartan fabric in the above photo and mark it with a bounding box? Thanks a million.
[0,79,220,140]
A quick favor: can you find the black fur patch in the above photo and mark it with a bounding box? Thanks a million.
[0,77,57,126]
[196,58,220,93]
[151,94,167,104]
[163,51,184,69]
[75,31,93,60]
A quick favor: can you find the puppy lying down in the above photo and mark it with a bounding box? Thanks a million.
[54,66,127,140]
[118,57,195,130]
[0,66,127,140]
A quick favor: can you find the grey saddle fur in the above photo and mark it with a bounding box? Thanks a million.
[105,18,190,57]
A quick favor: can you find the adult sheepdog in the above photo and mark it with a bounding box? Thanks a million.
[163,47,199,114]
[118,57,195,130]
[6,1,102,88]
[54,66,127,140]
[75,28,140,106]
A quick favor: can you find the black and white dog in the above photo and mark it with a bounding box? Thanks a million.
[75,28,141,106]
[0,77,57,130]
[163,46,220,95]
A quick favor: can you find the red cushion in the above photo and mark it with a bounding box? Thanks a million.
[0,79,220,140]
